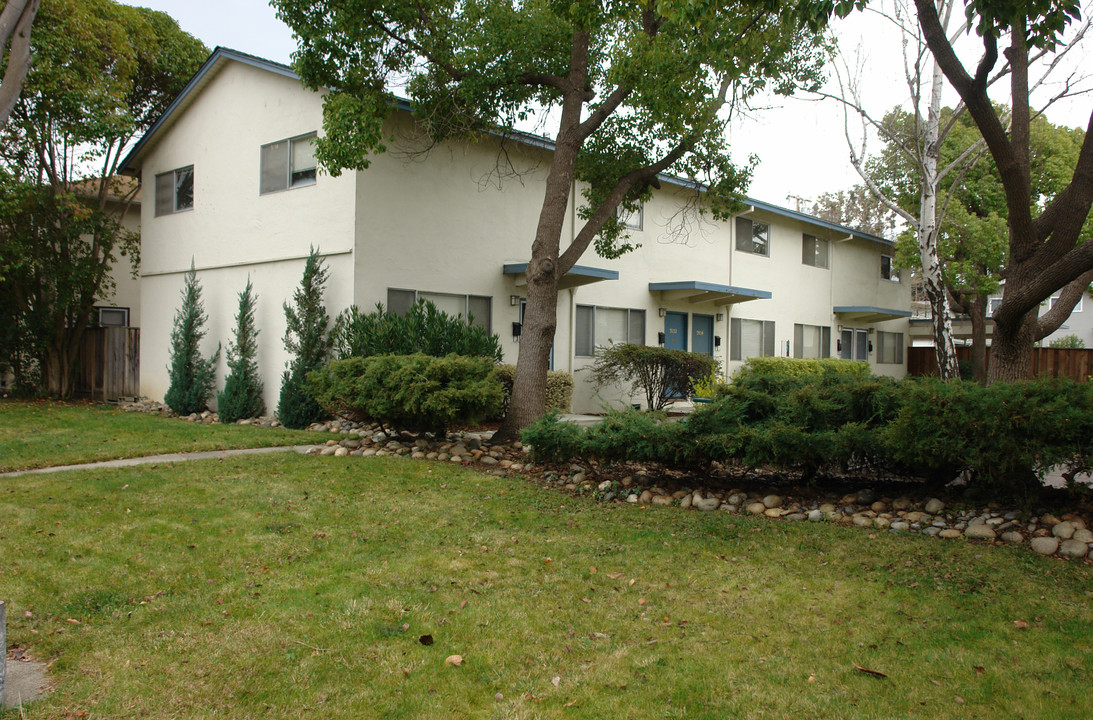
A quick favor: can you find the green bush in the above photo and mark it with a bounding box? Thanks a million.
[331,301,503,361]
[524,408,682,465]
[217,280,265,423]
[520,412,589,464]
[307,354,504,435]
[733,356,871,383]
[164,263,220,416]
[588,344,718,410]
[277,247,333,429]
[494,364,574,415]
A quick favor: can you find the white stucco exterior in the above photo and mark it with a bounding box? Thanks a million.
[122,48,911,415]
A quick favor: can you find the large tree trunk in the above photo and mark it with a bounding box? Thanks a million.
[987,309,1037,383]
[967,294,988,383]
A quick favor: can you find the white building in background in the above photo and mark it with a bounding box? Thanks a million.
[120,48,911,415]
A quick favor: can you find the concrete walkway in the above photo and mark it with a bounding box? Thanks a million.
[0,445,317,479]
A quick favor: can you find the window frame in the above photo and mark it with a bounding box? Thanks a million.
[875,330,904,364]
[575,304,646,357]
[154,165,194,216]
[617,203,644,231]
[386,288,492,333]
[802,234,829,269]
[1048,295,1083,313]
[729,318,776,361]
[735,217,770,257]
[96,306,130,327]
[259,132,318,195]
[881,254,900,282]
[793,323,831,359]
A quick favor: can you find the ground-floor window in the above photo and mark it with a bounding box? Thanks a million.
[575,305,646,356]
[387,288,491,332]
[876,331,904,364]
[729,318,775,361]
[793,323,831,359]
[839,328,869,361]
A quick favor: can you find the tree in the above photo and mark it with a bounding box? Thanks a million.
[217,279,265,423]
[0,0,207,396]
[0,0,39,128]
[274,0,830,440]
[809,184,898,236]
[278,246,333,429]
[900,0,1093,382]
[164,262,219,416]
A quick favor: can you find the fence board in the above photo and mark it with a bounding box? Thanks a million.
[75,327,140,400]
[907,346,1093,382]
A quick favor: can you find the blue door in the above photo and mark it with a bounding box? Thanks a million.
[692,314,714,356]
[664,312,688,351]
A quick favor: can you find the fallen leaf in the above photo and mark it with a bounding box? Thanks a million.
[629,578,636,586]
[400,623,410,631]
[564,699,578,707]
[459,600,468,610]
[638,598,646,605]
[544,558,552,564]
[445,654,463,666]
[973,665,985,676]
[930,679,942,687]
[419,635,434,646]
[589,566,597,574]
[552,676,561,687]
[581,597,591,603]
[808,674,816,683]
[1014,619,1029,630]
[608,572,624,580]
[65,618,80,625]
[852,663,887,678]
[954,696,965,704]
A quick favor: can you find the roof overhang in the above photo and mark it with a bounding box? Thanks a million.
[649,280,771,306]
[504,262,618,289]
[834,305,913,323]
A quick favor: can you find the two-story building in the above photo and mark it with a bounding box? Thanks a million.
[120,48,911,415]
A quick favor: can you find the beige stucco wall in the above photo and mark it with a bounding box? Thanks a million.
[138,61,355,411]
[98,199,142,329]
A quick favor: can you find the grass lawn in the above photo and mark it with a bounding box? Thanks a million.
[0,400,336,472]
[1,453,1090,719]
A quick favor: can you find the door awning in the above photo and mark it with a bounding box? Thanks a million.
[503,262,619,289]
[834,305,913,323]
[649,280,771,306]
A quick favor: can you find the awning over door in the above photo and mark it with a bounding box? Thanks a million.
[649,280,771,306]
[503,262,619,289]
[833,305,912,323]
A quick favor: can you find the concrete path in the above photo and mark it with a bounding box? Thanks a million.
[3,653,48,710]
[0,445,317,479]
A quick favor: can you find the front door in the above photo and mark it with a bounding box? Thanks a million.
[692,314,714,356]
[664,311,688,351]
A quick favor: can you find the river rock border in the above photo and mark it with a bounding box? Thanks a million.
[118,400,1091,564]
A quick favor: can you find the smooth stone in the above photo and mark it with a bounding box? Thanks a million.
[818,503,836,514]
[870,501,887,513]
[1072,529,1093,543]
[1041,513,1061,526]
[480,456,498,465]
[695,498,721,512]
[1058,540,1089,558]
[904,511,925,523]
[639,491,653,504]
[1051,521,1076,540]
[597,480,613,492]
[964,525,996,540]
[333,447,349,457]
[572,472,587,484]
[938,529,963,539]
[1000,531,1024,544]
[1030,537,1060,556]
[852,515,873,528]
[786,513,807,521]
[891,497,912,511]
[762,495,783,509]
[680,495,693,509]
[925,498,945,514]
[652,495,673,506]
[873,517,891,529]
[746,502,767,515]
[727,493,747,505]
[763,508,783,518]
[967,517,986,527]
[889,521,910,532]
[320,447,337,456]
[807,509,825,522]
[923,527,941,537]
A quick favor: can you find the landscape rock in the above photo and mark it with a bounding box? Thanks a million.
[1000,531,1024,544]
[746,502,766,515]
[939,528,963,539]
[925,498,945,514]
[762,495,783,509]
[1030,537,1060,556]
[964,525,996,540]
[1051,521,1076,540]
[1058,540,1089,558]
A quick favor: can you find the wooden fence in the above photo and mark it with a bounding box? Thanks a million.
[75,327,140,400]
[907,346,1093,382]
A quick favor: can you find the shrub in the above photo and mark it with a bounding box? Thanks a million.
[331,300,502,361]
[307,354,504,435]
[1049,334,1085,349]
[520,412,589,464]
[278,247,333,429]
[217,279,265,423]
[494,364,574,415]
[588,344,718,410]
[164,262,220,415]
[733,356,871,383]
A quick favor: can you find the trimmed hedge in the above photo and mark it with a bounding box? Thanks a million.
[732,356,872,384]
[522,373,1091,496]
[306,354,503,435]
[331,301,503,361]
[494,364,574,415]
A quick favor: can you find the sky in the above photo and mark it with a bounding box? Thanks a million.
[120,0,1092,211]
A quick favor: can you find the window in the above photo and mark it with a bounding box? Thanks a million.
[154,166,193,216]
[802,235,829,269]
[617,204,643,231]
[260,133,317,194]
[839,328,868,361]
[575,305,646,356]
[387,288,491,332]
[1049,295,1083,313]
[876,331,904,364]
[793,324,831,359]
[989,297,1003,317]
[881,254,899,282]
[96,307,129,327]
[735,217,770,257]
[730,318,775,360]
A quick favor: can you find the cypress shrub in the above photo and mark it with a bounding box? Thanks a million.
[277,247,333,429]
[164,262,219,415]
[217,279,265,423]
[331,300,503,361]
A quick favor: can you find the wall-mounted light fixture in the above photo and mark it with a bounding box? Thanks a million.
[512,322,522,338]
[715,313,724,322]
[510,295,520,306]
[658,307,667,317]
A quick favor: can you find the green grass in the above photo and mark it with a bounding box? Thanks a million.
[1,453,1090,719]
[0,400,337,471]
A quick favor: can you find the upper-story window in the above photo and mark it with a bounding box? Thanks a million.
[1049,294,1083,313]
[260,133,317,194]
[618,204,643,231]
[802,234,829,269]
[881,254,900,282]
[154,166,194,216]
[735,217,770,257]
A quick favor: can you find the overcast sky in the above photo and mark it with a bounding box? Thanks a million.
[120,0,1091,210]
